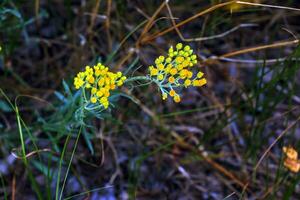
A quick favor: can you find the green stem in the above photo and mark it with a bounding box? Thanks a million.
[0,172,7,200]
[124,75,164,89]
[16,107,26,164]
[55,133,71,200]
[16,106,43,200]
[124,76,152,83]
[58,126,83,200]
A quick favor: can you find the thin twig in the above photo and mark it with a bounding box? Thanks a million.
[142,1,300,43]
[236,1,300,12]
[142,1,235,43]
[105,0,112,51]
[87,0,101,41]
[254,115,300,171]
[217,57,300,65]
[137,1,168,46]
[183,24,258,42]
[201,39,299,65]
[166,1,257,42]
[12,174,16,200]
[11,148,52,159]
[219,39,299,58]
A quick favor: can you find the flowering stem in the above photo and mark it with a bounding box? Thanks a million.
[124,76,152,83]
[125,75,164,89]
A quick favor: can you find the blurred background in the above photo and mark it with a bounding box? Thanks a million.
[1,0,300,199]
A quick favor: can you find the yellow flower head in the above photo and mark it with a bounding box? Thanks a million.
[73,63,126,109]
[148,43,206,102]
[283,146,300,173]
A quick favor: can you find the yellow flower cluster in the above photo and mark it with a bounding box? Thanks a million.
[283,146,300,173]
[149,43,206,102]
[74,63,126,109]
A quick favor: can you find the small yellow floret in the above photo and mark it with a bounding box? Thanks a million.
[162,93,168,100]
[157,74,164,81]
[91,87,97,94]
[174,95,181,103]
[176,43,183,50]
[175,56,184,64]
[117,80,124,86]
[193,78,207,87]
[166,57,172,63]
[168,76,175,83]
[197,72,204,78]
[96,91,103,97]
[170,68,178,76]
[184,45,190,51]
[170,89,176,97]
[198,78,207,86]
[184,79,191,87]
[88,76,95,84]
[157,64,164,70]
[150,68,159,76]
[91,97,97,103]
